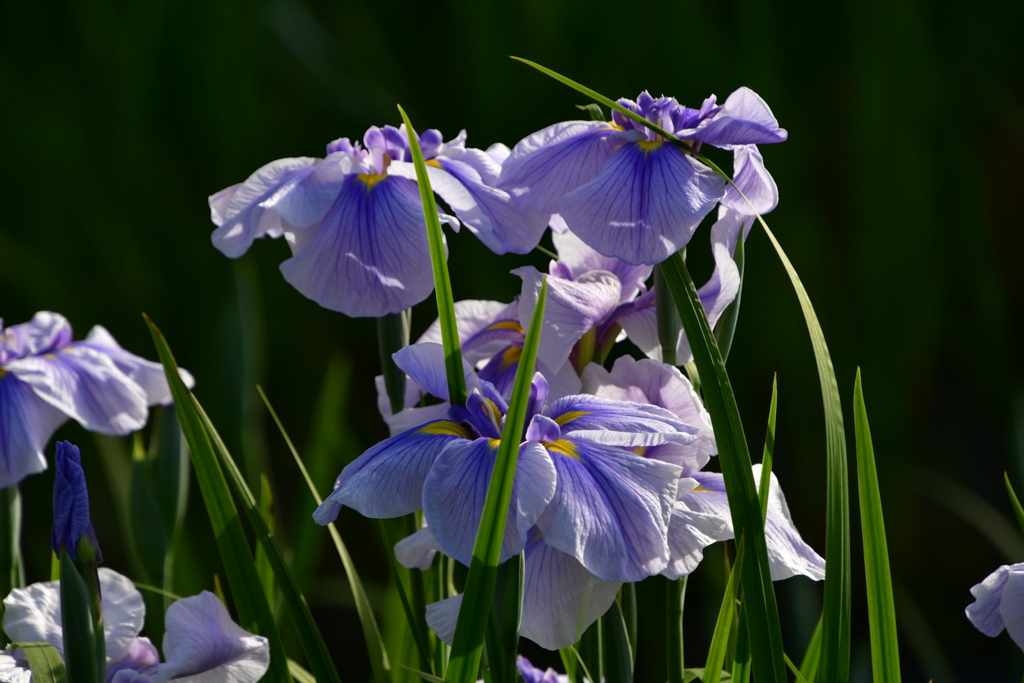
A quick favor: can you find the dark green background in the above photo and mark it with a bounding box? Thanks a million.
[2,0,1023,679]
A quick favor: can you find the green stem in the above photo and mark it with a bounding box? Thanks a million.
[377,311,411,415]
[667,576,687,683]
[655,263,681,367]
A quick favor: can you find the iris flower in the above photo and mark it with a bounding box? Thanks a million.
[0,569,269,683]
[0,312,192,488]
[316,343,697,583]
[498,88,785,265]
[966,563,1024,652]
[209,126,548,318]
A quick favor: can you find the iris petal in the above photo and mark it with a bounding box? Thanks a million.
[966,564,1017,637]
[559,142,726,266]
[423,440,555,566]
[551,230,653,304]
[79,326,194,407]
[720,145,779,216]
[0,373,65,487]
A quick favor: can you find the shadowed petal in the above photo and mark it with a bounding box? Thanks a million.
[417,300,521,366]
[521,530,622,650]
[543,394,693,438]
[392,343,479,403]
[499,122,636,214]
[0,374,66,487]
[426,593,462,644]
[313,421,472,523]
[160,591,270,683]
[537,439,680,581]
[559,142,725,265]
[394,526,444,571]
[551,230,653,304]
[279,174,436,317]
[1001,569,1024,650]
[720,145,779,216]
[662,501,728,579]
[966,564,1019,637]
[423,440,555,566]
[259,152,354,228]
[80,326,194,406]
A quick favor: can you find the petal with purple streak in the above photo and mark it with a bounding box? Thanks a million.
[559,142,726,265]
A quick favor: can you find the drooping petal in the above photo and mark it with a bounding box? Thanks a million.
[521,530,622,650]
[416,300,522,366]
[662,501,728,580]
[425,593,462,644]
[515,266,622,374]
[1000,568,1024,651]
[720,145,779,216]
[392,343,479,403]
[313,421,472,523]
[210,157,319,258]
[394,526,444,571]
[581,356,716,474]
[375,375,451,436]
[79,326,194,407]
[0,568,145,662]
[259,152,355,228]
[423,440,556,566]
[551,230,653,304]
[0,373,66,487]
[683,87,788,148]
[499,122,636,214]
[278,174,436,317]
[6,347,148,436]
[536,438,680,581]
[966,564,1019,637]
[160,591,270,683]
[696,223,742,332]
[559,142,726,266]
[1,312,72,360]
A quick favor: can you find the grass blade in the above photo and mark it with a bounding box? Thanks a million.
[445,279,548,683]
[259,385,392,683]
[659,254,787,683]
[854,370,901,682]
[704,537,745,683]
[759,376,778,523]
[601,599,633,683]
[784,654,811,683]
[397,104,466,408]
[378,311,412,415]
[621,583,638,664]
[256,475,276,610]
[380,519,435,673]
[798,615,823,683]
[12,643,68,683]
[144,315,293,683]
[1004,473,1024,539]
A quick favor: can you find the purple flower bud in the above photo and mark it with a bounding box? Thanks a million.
[51,440,101,562]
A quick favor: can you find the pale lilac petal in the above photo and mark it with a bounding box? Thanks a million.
[423,440,555,565]
[499,122,635,214]
[537,438,680,581]
[542,359,583,402]
[392,343,478,403]
[543,394,693,438]
[1001,569,1024,651]
[551,230,653,304]
[581,356,716,474]
[313,420,471,523]
[521,531,622,650]
[967,564,1017,637]
[0,654,31,683]
[2,312,72,359]
[684,87,788,148]
[259,152,354,228]
[394,526,444,571]
[416,300,521,366]
[662,501,728,579]
[697,223,741,332]
[160,591,270,683]
[278,174,436,317]
[6,347,148,435]
[80,326,194,406]
[711,206,755,258]
[374,374,452,436]
[720,145,779,216]
[98,568,148,662]
[559,142,726,266]
[548,214,570,234]
[485,142,511,167]
[615,296,663,362]
[210,157,319,258]
[0,374,66,487]
[514,266,621,373]
[426,593,462,645]
[106,637,160,678]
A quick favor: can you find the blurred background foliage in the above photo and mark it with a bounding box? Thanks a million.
[2,0,1023,679]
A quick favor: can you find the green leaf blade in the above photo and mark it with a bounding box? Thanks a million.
[12,643,68,683]
[445,279,548,683]
[704,538,745,683]
[854,369,901,683]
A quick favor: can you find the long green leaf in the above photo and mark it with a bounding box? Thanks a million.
[445,279,548,683]
[380,519,434,673]
[1004,473,1024,539]
[486,552,524,683]
[12,643,67,683]
[602,598,634,683]
[259,385,392,683]
[59,552,100,683]
[759,375,778,523]
[378,311,412,415]
[853,369,901,682]
[396,104,466,408]
[256,475,276,610]
[784,654,811,683]
[145,315,292,683]
[514,57,852,680]
[667,575,688,683]
[659,254,787,683]
[0,485,24,623]
[704,537,745,683]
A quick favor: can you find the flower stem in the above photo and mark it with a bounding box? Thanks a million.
[667,575,688,683]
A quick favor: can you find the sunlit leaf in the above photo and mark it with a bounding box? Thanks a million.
[11,643,67,683]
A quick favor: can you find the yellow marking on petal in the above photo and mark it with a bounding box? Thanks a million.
[544,440,579,460]
[418,421,472,439]
[43,353,57,360]
[487,439,501,452]
[483,398,502,425]
[357,173,388,191]
[692,486,714,493]
[607,124,624,131]
[636,140,664,157]
[426,159,443,169]
[487,320,525,333]
[554,410,591,426]
[633,446,648,457]
[500,346,523,368]
[0,369,5,379]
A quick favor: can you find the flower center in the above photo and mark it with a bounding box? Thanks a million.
[636,140,664,157]
[357,173,388,191]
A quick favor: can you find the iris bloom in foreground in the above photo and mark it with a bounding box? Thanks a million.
[966,563,1024,652]
[499,88,785,265]
[0,312,192,488]
[209,125,548,317]
[0,569,269,683]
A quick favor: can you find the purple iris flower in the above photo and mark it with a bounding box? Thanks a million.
[51,441,100,562]
[516,657,571,683]
[0,568,269,683]
[317,342,697,582]
[966,563,1024,652]
[209,126,549,318]
[499,88,785,265]
[0,312,193,488]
